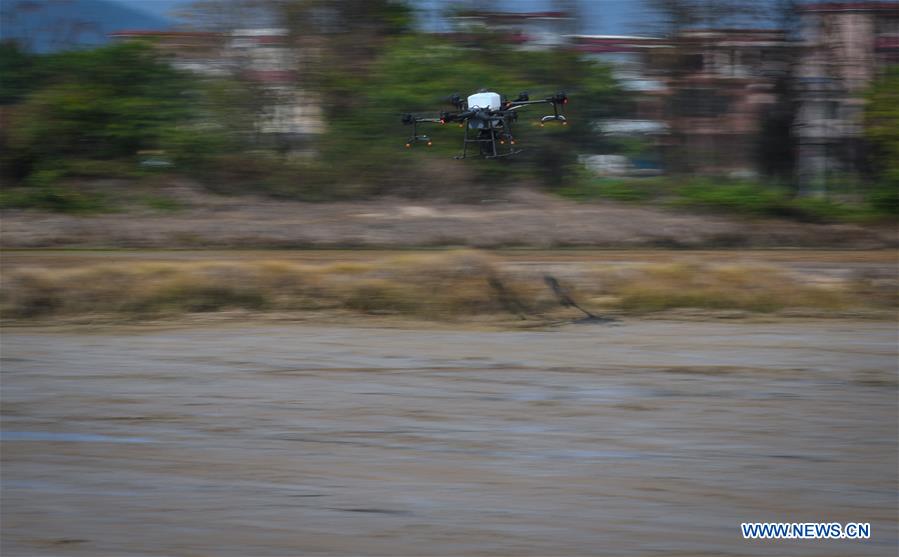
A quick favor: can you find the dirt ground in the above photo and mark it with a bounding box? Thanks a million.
[1,188,895,248]
[2,319,897,556]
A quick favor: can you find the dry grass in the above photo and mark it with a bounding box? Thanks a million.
[1,251,538,320]
[590,262,856,313]
[1,252,892,321]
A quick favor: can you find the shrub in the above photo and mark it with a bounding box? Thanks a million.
[557,176,664,202]
[0,185,111,213]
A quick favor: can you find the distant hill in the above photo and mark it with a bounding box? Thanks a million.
[0,0,172,52]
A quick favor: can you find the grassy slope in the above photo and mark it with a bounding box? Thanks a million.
[3,251,895,322]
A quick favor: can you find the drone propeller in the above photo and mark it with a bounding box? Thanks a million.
[447,93,465,109]
[552,91,568,105]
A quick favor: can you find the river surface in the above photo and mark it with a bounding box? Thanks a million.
[1,320,897,556]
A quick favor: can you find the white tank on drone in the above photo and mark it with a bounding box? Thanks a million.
[467,91,501,110]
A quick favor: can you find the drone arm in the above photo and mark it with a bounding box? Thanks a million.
[401,111,468,147]
[521,93,568,125]
[402,115,439,125]
[505,99,552,108]
[505,92,568,123]
[402,110,468,125]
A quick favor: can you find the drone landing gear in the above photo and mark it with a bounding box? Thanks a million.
[403,118,435,148]
[485,149,522,159]
[455,126,519,159]
[405,135,433,148]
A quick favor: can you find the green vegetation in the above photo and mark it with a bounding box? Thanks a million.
[557,177,667,202]
[138,194,184,212]
[864,65,899,216]
[0,41,259,207]
[0,183,112,213]
[281,32,619,198]
[3,252,892,321]
[558,176,891,223]
[670,180,876,222]
[2,43,197,175]
[0,26,620,207]
[0,13,893,223]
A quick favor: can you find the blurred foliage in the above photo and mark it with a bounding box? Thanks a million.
[0,41,42,104]
[558,175,889,223]
[1,41,198,182]
[557,176,667,202]
[0,183,112,213]
[0,1,889,220]
[675,179,797,215]
[864,65,899,215]
[308,33,619,196]
[5,252,891,321]
[1,20,619,205]
[0,39,264,209]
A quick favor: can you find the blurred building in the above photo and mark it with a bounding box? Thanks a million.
[448,10,575,49]
[109,30,229,76]
[573,3,899,183]
[571,35,671,175]
[795,1,899,189]
[661,29,793,176]
[227,28,324,139]
[572,30,792,177]
[111,27,323,145]
[571,35,669,93]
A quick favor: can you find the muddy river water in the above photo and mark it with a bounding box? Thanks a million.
[1,320,897,556]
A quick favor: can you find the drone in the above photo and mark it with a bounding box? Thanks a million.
[401,90,568,159]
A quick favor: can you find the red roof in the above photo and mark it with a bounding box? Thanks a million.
[572,37,668,53]
[436,31,531,44]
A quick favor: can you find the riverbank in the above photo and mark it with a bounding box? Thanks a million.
[2,249,896,324]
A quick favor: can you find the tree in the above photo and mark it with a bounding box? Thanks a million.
[308,33,620,193]
[276,0,415,115]
[0,41,43,105]
[2,42,197,181]
[864,66,899,214]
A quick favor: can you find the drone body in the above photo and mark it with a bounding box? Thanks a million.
[402,90,568,159]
